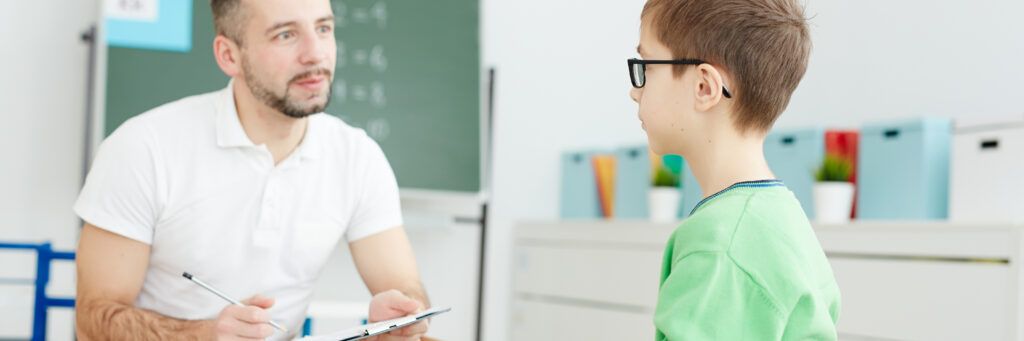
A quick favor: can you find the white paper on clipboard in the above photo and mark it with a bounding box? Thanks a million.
[298,307,451,341]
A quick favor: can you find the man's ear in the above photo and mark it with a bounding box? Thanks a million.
[213,35,242,78]
[693,64,728,112]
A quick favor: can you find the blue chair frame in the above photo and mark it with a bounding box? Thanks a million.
[0,242,76,341]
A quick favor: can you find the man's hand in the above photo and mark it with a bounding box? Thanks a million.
[366,289,429,341]
[207,295,278,340]
[349,228,431,341]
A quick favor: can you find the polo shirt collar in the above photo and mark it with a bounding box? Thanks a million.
[215,81,255,148]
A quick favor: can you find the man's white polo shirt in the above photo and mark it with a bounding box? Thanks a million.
[74,82,402,338]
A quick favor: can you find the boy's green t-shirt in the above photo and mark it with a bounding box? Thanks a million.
[654,180,841,341]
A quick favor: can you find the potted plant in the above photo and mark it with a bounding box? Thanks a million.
[649,163,681,223]
[813,154,855,224]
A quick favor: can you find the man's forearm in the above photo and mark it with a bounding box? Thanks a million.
[401,281,431,308]
[77,298,212,341]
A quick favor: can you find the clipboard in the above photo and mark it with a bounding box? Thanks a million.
[299,307,451,341]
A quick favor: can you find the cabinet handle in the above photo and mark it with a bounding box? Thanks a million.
[980,139,999,150]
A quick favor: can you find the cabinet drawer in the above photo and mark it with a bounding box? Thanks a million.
[831,257,1013,340]
[514,244,661,308]
[511,298,654,341]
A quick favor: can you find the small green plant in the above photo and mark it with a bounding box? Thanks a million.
[815,154,853,182]
[652,164,680,187]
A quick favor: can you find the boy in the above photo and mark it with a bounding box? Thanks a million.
[628,0,841,339]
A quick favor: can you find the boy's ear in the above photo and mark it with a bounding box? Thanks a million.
[213,35,243,78]
[693,64,728,112]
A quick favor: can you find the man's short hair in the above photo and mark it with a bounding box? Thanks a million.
[210,0,248,45]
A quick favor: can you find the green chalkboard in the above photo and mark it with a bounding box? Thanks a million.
[105,0,481,192]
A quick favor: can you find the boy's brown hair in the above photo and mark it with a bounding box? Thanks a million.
[642,0,811,133]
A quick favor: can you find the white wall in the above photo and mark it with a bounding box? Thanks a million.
[481,0,647,339]
[782,1,1024,128]
[481,0,1024,340]
[0,2,95,247]
[0,0,99,339]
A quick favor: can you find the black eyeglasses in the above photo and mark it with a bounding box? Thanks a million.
[628,58,732,98]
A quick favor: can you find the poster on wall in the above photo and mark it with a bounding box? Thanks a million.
[105,0,192,52]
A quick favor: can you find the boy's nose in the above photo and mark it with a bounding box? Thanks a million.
[629,87,641,103]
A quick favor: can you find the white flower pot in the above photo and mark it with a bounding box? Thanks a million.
[649,187,682,223]
[813,182,855,224]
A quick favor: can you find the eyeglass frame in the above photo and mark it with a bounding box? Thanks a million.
[627,58,732,98]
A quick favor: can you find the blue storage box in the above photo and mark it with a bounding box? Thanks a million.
[764,127,825,218]
[857,118,952,220]
[613,146,652,219]
[560,150,602,219]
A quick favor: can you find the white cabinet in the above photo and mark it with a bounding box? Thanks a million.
[817,222,1024,340]
[512,221,673,340]
[514,221,1024,341]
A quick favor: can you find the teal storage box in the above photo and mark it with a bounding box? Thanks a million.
[613,146,651,219]
[857,118,952,220]
[560,150,602,219]
[764,127,824,218]
[659,154,691,219]
[662,154,700,218]
[680,160,701,218]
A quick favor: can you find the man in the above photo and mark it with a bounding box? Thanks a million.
[74,0,431,339]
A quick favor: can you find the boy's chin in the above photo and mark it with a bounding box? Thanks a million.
[648,138,691,157]
[647,139,669,156]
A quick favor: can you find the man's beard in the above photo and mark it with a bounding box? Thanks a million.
[243,61,333,119]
